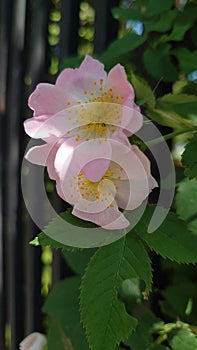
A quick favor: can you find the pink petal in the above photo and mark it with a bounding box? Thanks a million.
[120,105,143,135]
[56,139,112,180]
[28,83,71,117]
[56,55,107,91]
[110,141,150,209]
[24,104,83,139]
[19,332,47,350]
[106,64,134,105]
[54,137,77,177]
[25,143,53,165]
[114,179,130,208]
[73,201,129,230]
[131,145,158,190]
[82,159,110,182]
[56,55,107,99]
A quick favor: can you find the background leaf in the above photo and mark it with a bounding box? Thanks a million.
[125,306,162,350]
[43,277,89,350]
[160,283,197,324]
[62,249,96,275]
[182,134,197,178]
[143,45,178,82]
[176,178,197,233]
[130,72,155,108]
[100,33,146,68]
[169,328,197,350]
[172,48,197,74]
[134,206,197,263]
[80,235,152,350]
[156,93,197,120]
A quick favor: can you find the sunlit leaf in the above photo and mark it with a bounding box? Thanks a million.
[176,178,197,233]
[156,93,197,119]
[130,72,155,108]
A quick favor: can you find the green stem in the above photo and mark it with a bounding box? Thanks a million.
[146,126,197,147]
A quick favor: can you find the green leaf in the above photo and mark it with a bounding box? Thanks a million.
[134,206,197,263]
[165,6,197,42]
[100,33,146,68]
[62,249,96,275]
[156,93,197,120]
[172,48,197,74]
[112,7,142,21]
[173,80,197,96]
[112,0,174,20]
[80,235,152,350]
[43,277,89,350]
[30,207,99,249]
[141,0,174,17]
[130,72,155,108]
[143,45,178,82]
[169,328,197,350]
[144,10,176,32]
[182,134,197,178]
[176,178,197,233]
[146,108,192,129]
[118,278,146,313]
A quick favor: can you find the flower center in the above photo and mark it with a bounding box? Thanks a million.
[75,163,122,202]
[76,173,100,201]
[66,79,125,141]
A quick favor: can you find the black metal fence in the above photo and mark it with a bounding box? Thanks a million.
[0,1,119,349]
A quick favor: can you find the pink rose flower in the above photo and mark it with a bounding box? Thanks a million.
[24,55,143,143]
[19,332,47,350]
[25,138,157,229]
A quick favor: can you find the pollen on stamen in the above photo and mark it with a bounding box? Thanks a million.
[94,81,97,86]
[84,90,87,95]
[67,101,71,106]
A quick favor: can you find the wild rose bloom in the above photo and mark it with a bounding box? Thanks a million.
[24,55,143,144]
[19,332,47,350]
[26,138,157,229]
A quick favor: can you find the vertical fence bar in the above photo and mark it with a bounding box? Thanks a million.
[94,0,119,54]
[0,0,8,346]
[59,0,80,60]
[20,0,51,337]
[2,0,27,348]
